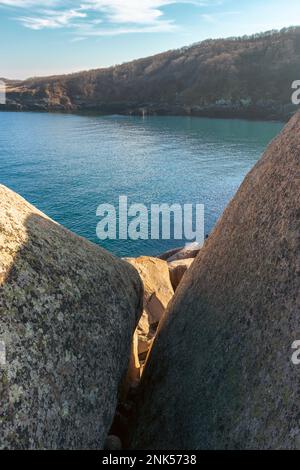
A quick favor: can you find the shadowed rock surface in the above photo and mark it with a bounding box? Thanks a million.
[158,244,201,263]
[0,185,143,449]
[167,245,201,262]
[168,258,194,291]
[130,112,300,450]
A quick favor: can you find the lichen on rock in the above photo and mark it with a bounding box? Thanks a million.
[130,112,300,450]
[0,185,143,449]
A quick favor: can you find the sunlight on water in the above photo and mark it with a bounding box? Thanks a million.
[0,112,283,257]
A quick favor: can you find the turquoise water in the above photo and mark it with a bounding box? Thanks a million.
[0,112,283,257]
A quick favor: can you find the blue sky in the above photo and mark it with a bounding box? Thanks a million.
[1,0,300,79]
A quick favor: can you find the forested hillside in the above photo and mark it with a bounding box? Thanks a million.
[3,27,300,120]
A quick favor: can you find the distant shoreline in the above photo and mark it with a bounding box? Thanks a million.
[0,106,289,123]
[2,27,300,124]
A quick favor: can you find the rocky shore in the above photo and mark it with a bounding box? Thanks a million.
[0,111,299,449]
[1,99,295,122]
[2,28,300,122]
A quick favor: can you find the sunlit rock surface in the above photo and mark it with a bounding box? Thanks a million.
[125,257,174,359]
[0,185,143,449]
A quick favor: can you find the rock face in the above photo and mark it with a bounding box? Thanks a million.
[125,257,174,359]
[123,331,141,394]
[0,185,143,449]
[168,258,194,291]
[130,113,300,450]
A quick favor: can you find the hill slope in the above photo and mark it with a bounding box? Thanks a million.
[3,27,300,120]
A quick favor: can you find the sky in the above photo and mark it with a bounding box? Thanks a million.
[0,0,300,79]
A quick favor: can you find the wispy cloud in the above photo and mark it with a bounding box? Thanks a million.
[0,0,216,36]
[19,8,87,30]
[0,0,57,6]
